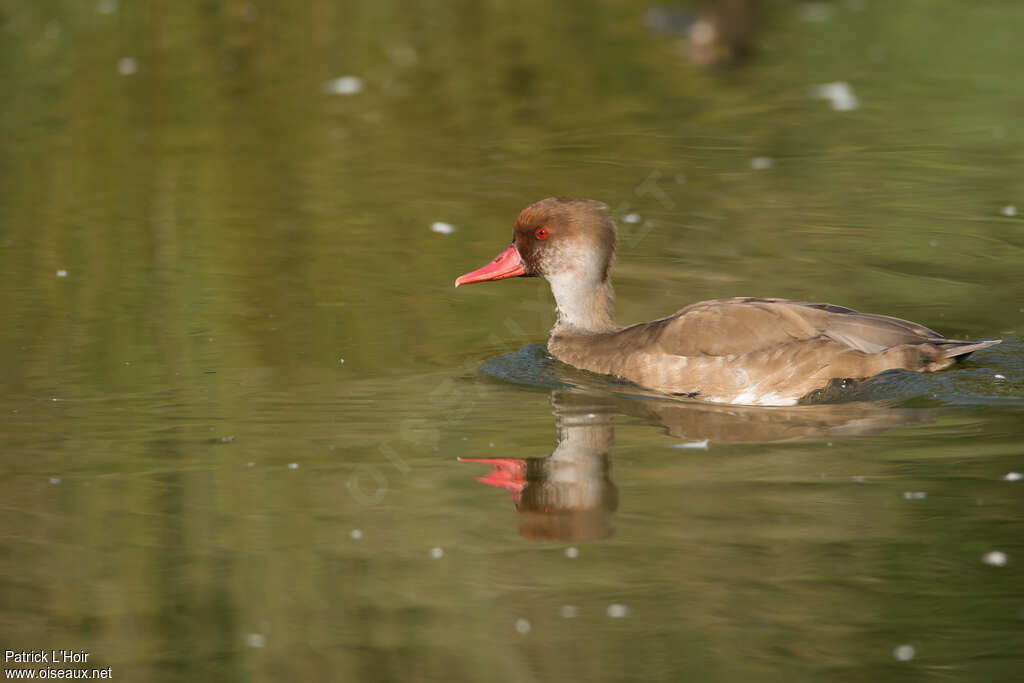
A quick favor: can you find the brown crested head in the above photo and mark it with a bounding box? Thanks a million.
[512,198,617,282]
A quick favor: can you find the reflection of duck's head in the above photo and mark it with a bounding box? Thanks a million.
[461,391,619,542]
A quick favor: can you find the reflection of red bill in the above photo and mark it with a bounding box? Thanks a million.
[454,245,525,287]
[458,457,528,503]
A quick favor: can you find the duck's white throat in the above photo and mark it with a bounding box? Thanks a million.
[547,272,617,333]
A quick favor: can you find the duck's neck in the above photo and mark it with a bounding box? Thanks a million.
[548,273,618,334]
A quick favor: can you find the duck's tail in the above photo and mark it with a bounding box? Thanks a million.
[940,338,1001,361]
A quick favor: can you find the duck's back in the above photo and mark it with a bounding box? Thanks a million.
[548,297,999,405]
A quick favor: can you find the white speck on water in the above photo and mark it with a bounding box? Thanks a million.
[1002,205,1017,217]
[118,57,138,76]
[97,0,118,14]
[623,213,641,224]
[565,546,579,559]
[827,442,833,447]
[514,618,531,634]
[45,21,62,39]
[560,605,579,619]
[994,374,1006,380]
[323,76,363,95]
[246,462,255,468]
[750,156,774,170]
[813,81,860,111]
[800,3,832,22]
[219,435,235,443]
[488,442,494,448]
[339,358,345,364]
[56,269,68,277]
[244,633,266,649]
[49,477,62,485]
[50,397,62,402]
[672,439,709,450]
[983,550,1008,567]
[903,491,927,500]
[1004,472,1022,482]
[430,546,444,559]
[430,222,455,234]
[607,604,630,618]
[287,462,299,470]
[586,413,597,419]
[852,475,866,483]
[350,529,363,540]
[893,644,915,662]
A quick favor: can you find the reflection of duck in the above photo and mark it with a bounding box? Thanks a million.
[462,389,928,541]
[455,198,1000,406]
[646,0,757,67]
[462,391,619,542]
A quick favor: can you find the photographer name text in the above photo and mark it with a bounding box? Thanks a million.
[6,652,90,665]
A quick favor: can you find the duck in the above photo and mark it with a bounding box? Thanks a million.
[454,197,1001,406]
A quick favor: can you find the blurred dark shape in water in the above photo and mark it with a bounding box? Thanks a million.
[646,0,756,67]
[462,387,930,542]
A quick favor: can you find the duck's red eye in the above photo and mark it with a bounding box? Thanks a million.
[535,227,548,239]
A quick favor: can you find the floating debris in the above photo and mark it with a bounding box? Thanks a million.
[287,462,299,470]
[350,529,363,540]
[750,156,774,170]
[514,618,531,635]
[49,477,62,485]
[323,76,363,95]
[852,475,867,483]
[672,439,709,450]
[902,491,927,500]
[1002,205,1017,217]
[994,374,1007,380]
[56,269,68,277]
[813,81,860,111]
[430,222,455,235]
[560,605,579,619]
[218,435,235,444]
[893,644,915,662]
[118,57,137,76]
[339,358,346,364]
[982,550,1008,567]
[430,546,444,559]
[565,546,579,559]
[607,604,631,618]
[244,633,266,649]
[622,213,641,224]
[1004,472,1022,482]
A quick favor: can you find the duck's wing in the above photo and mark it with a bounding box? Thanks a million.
[653,297,998,360]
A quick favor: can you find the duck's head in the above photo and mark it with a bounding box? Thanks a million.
[455,198,617,288]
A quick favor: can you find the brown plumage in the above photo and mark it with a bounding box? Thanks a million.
[455,198,1001,406]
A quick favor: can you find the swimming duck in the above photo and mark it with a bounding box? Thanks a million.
[455,197,1000,406]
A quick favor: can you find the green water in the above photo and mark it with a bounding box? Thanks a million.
[2,1,1023,681]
